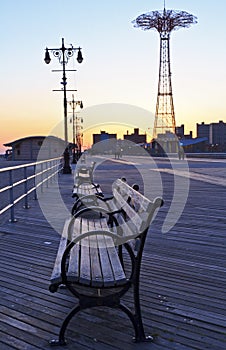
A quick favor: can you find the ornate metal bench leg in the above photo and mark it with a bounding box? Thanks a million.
[49,305,81,346]
[49,339,67,346]
[118,303,153,342]
[132,316,154,343]
[132,282,153,342]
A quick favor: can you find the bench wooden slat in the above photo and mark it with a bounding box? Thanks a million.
[50,218,71,287]
[78,219,91,286]
[113,179,161,234]
[113,187,144,228]
[89,235,104,287]
[50,236,68,286]
[88,219,122,288]
[94,219,119,287]
[115,179,153,212]
[117,217,139,239]
[104,235,127,286]
[67,244,80,283]
[97,235,116,287]
[105,197,121,213]
[87,220,103,287]
[79,236,91,285]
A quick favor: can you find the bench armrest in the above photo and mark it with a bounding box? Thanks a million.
[73,205,119,225]
[96,195,114,202]
[71,194,100,215]
[73,181,99,189]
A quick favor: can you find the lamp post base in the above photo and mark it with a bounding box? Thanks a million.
[72,153,77,164]
[63,148,72,174]
[63,165,72,174]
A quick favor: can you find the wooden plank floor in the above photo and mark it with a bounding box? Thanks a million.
[0,157,226,350]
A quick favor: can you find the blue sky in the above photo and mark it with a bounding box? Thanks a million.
[1,0,226,151]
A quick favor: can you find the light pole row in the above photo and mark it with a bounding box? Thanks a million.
[68,95,83,163]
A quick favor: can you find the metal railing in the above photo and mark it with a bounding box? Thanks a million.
[0,157,63,222]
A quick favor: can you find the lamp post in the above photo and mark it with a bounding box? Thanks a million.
[44,38,83,173]
[68,95,83,163]
[75,112,84,162]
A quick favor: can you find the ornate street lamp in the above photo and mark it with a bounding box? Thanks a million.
[44,38,83,173]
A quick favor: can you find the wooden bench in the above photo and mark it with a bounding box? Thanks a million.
[74,161,96,187]
[71,177,128,215]
[72,162,103,207]
[72,162,102,197]
[49,179,163,346]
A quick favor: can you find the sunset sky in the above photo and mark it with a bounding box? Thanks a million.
[1,0,226,153]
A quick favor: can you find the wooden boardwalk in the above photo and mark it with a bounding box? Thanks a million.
[0,157,225,350]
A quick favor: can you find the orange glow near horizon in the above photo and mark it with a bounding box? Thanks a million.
[1,1,226,154]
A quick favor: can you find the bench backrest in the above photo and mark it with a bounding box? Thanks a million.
[111,179,163,246]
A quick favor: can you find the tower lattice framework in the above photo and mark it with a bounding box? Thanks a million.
[133,7,197,139]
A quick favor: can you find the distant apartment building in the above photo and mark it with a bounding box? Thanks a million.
[123,128,146,144]
[92,130,117,154]
[93,131,117,145]
[176,124,193,139]
[197,120,226,147]
[197,122,210,143]
[210,121,226,145]
[175,124,185,138]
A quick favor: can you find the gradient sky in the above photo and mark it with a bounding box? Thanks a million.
[1,0,226,152]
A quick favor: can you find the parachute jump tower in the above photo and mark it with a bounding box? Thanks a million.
[133,3,197,147]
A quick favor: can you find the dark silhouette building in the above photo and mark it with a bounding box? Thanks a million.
[197,122,210,143]
[123,128,146,144]
[197,120,226,150]
[210,121,226,146]
[176,124,193,139]
[93,131,117,145]
[176,124,185,139]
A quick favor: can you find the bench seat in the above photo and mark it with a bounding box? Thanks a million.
[50,215,127,292]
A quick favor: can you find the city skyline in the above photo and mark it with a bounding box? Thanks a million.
[1,0,226,153]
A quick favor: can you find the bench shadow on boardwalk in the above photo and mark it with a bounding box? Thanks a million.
[0,159,226,350]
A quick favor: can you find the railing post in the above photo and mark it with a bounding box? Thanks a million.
[41,163,44,192]
[9,170,17,222]
[33,164,37,200]
[50,160,54,184]
[54,159,59,180]
[46,161,49,188]
[57,158,61,178]
[23,167,30,209]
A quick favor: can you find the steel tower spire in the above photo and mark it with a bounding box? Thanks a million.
[133,5,197,140]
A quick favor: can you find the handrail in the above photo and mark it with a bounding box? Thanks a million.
[0,157,62,173]
[0,157,63,222]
